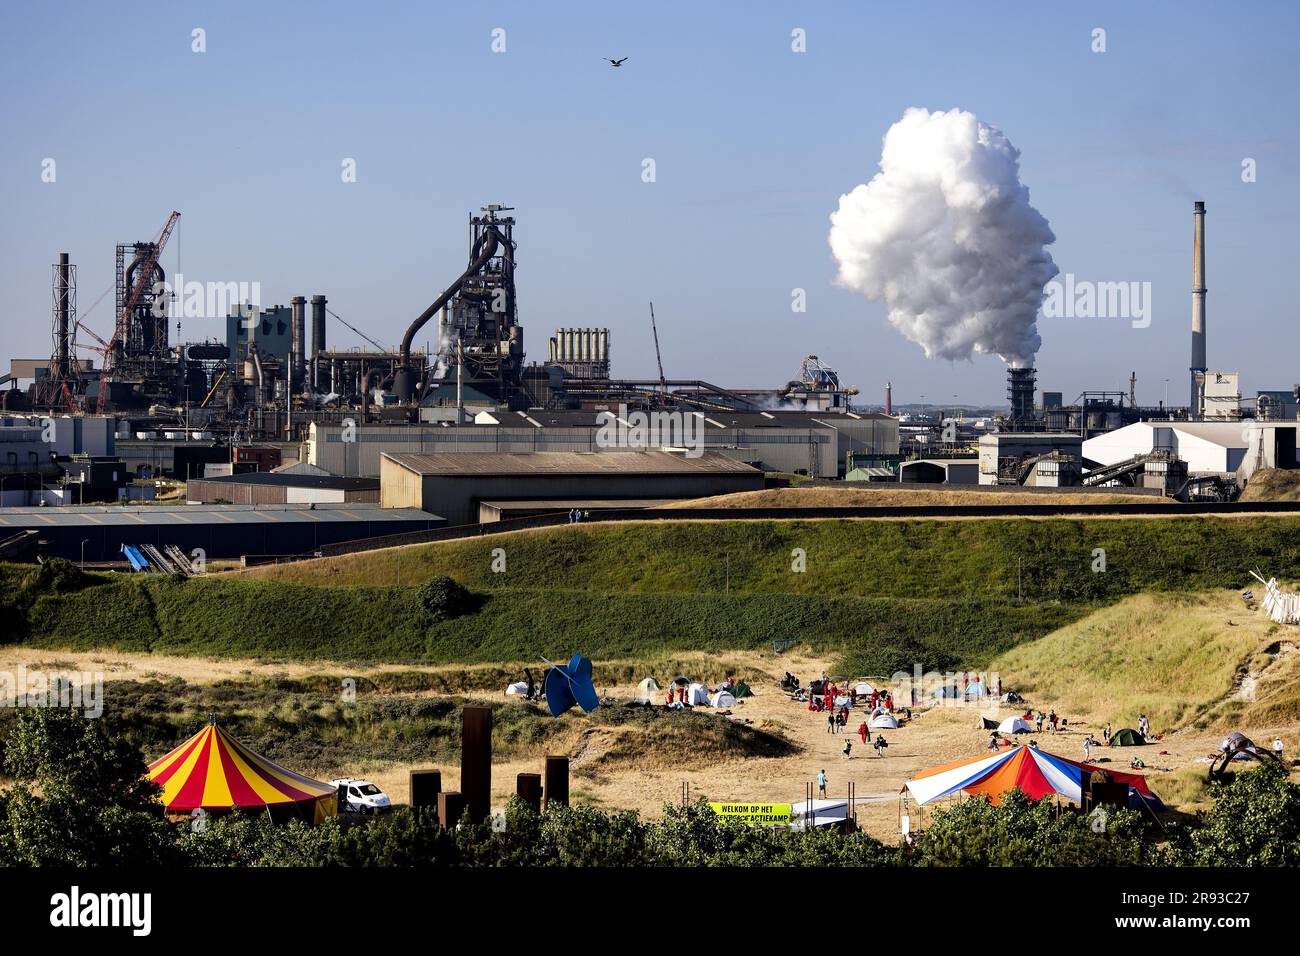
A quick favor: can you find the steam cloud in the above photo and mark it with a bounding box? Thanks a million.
[828,107,1058,367]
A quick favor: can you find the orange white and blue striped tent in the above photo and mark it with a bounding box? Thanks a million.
[147,723,338,823]
[906,745,1163,810]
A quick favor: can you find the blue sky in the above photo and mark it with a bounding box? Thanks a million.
[1,0,1296,406]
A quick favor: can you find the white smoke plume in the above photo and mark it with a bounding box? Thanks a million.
[828,107,1058,367]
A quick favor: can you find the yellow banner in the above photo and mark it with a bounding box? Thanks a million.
[709,803,794,825]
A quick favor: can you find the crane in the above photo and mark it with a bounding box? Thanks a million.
[649,301,666,407]
[95,210,180,414]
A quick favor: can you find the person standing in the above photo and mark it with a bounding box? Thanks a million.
[1103,723,1112,745]
[843,739,852,759]
[858,720,869,745]
[827,711,835,734]
[817,769,827,797]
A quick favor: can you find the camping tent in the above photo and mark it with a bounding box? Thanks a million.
[965,682,989,698]
[505,681,528,696]
[853,682,875,697]
[731,681,753,698]
[869,713,899,729]
[998,716,1032,734]
[906,745,1163,809]
[685,683,710,706]
[980,716,1000,730]
[637,677,660,700]
[146,723,338,823]
[1109,728,1147,746]
[709,691,737,708]
[932,685,961,699]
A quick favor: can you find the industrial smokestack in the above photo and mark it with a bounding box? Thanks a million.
[310,294,327,354]
[885,381,892,416]
[290,296,306,391]
[56,253,71,377]
[1190,201,1207,417]
[310,294,327,390]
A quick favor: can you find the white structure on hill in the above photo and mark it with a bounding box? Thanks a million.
[1083,421,1298,481]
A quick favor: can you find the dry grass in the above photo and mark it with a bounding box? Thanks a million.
[991,590,1287,734]
[1240,468,1300,502]
[658,487,1172,509]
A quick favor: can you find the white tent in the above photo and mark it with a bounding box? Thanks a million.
[685,683,710,706]
[709,691,737,708]
[833,695,852,708]
[965,682,989,698]
[637,677,660,700]
[869,713,899,729]
[998,716,1032,734]
[505,681,528,696]
[853,682,875,697]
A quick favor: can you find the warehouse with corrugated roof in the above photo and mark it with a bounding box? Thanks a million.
[380,450,765,525]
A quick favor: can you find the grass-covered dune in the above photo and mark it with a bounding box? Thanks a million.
[9,572,1078,672]
[232,515,1300,599]
[993,590,1300,732]
[5,514,1300,670]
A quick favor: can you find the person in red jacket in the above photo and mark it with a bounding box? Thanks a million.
[858,721,869,744]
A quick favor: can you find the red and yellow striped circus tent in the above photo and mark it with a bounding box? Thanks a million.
[147,723,338,824]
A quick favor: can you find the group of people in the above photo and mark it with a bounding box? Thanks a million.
[566,509,591,524]
[1022,708,1067,734]
[960,672,1003,696]
[801,675,894,760]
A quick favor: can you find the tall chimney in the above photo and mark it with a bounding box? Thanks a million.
[310,294,327,389]
[1190,201,1207,416]
[56,253,71,377]
[290,295,306,391]
[885,381,893,416]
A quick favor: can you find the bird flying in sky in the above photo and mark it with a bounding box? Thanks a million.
[604,57,628,67]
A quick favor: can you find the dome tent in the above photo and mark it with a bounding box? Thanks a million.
[998,716,1032,734]
[709,690,737,708]
[147,723,338,824]
[637,677,661,700]
[685,683,710,706]
[1109,728,1147,746]
[869,713,899,729]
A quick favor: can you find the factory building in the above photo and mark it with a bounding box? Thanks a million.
[898,458,979,484]
[379,450,765,526]
[186,472,379,505]
[978,433,1084,486]
[310,411,897,479]
[1084,421,1299,481]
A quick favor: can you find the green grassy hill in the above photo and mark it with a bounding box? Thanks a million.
[231,515,1300,599]
[5,515,1300,670]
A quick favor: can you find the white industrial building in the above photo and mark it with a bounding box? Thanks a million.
[1083,421,1299,481]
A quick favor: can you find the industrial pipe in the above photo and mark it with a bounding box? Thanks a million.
[394,226,502,402]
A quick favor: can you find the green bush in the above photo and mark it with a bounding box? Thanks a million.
[416,575,475,623]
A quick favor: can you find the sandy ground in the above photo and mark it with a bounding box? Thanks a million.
[11,644,1282,842]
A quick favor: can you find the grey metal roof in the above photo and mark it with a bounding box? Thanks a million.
[0,504,435,528]
[383,450,762,477]
[192,472,379,490]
